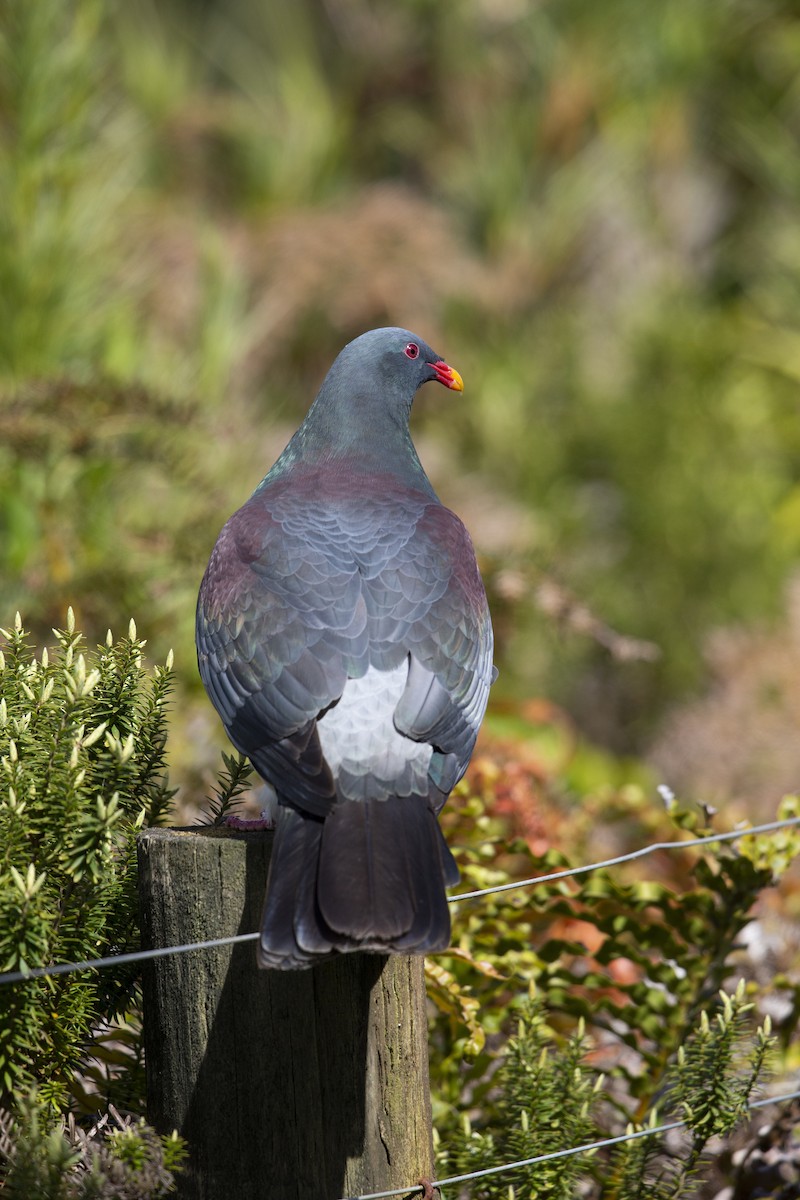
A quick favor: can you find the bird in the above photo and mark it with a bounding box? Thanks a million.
[196,327,494,969]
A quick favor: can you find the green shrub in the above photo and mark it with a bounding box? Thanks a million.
[431,787,800,1197]
[441,983,774,1200]
[0,1090,186,1199]
[0,610,174,1108]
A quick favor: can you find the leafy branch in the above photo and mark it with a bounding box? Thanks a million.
[202,751,254,826]
[0,610,174,1106]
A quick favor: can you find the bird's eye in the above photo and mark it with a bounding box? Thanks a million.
[404,342,420,359]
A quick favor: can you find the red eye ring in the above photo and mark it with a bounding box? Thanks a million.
[404,342,420,359]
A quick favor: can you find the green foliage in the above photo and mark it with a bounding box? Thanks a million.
[0,0,132,379]
[2,0,800,1191]
[609,984,775,1200]
[0,610,174,1105]
[0,0,252,675]
[3,0,800,750]
[674,982,770,1150]
[0,1090,186,1198]
[70,1015,147,1118]
[500,1009,599,1198]
[440,985,776,1200]
[431,786,798,1197]
[0,373,230,680]
[124,0,800,740]
[202,751,254,826]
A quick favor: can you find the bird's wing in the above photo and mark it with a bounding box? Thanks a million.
[196,487,369,816]
[387,502,494,797]
[197,481,493,816]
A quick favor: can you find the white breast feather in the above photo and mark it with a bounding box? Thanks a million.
[316,662,432,801]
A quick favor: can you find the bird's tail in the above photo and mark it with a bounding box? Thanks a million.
[258,796,459,970]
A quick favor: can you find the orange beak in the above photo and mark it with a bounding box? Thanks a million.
[430,360,464,392]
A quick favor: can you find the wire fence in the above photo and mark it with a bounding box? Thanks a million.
[3,810,799,1198]
[1,813,798,987]
[338,1087,800,1200]
[447,813,800,901]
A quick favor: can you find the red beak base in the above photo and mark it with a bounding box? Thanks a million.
[430,360,464,392]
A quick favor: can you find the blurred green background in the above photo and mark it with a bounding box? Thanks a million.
[4,0,800,808]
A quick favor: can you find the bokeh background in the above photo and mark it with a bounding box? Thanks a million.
[4,0,800,817]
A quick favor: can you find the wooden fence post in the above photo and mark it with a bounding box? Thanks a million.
[137,827,434,1200]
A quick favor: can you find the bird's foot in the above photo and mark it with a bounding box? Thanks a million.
[225,810,276,831]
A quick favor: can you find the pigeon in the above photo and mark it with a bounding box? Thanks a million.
[196,327,494,969]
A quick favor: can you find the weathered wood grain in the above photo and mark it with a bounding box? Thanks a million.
[138,827,433,1200]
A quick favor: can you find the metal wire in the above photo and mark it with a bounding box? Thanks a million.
[447,814,800,902]
[2,811,798,1199]
[338,1087,800,1200]
[0,932,260,986]
[0,814,797,986]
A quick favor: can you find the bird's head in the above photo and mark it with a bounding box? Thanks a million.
[269,326,466,483]
[335,327,464,399]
